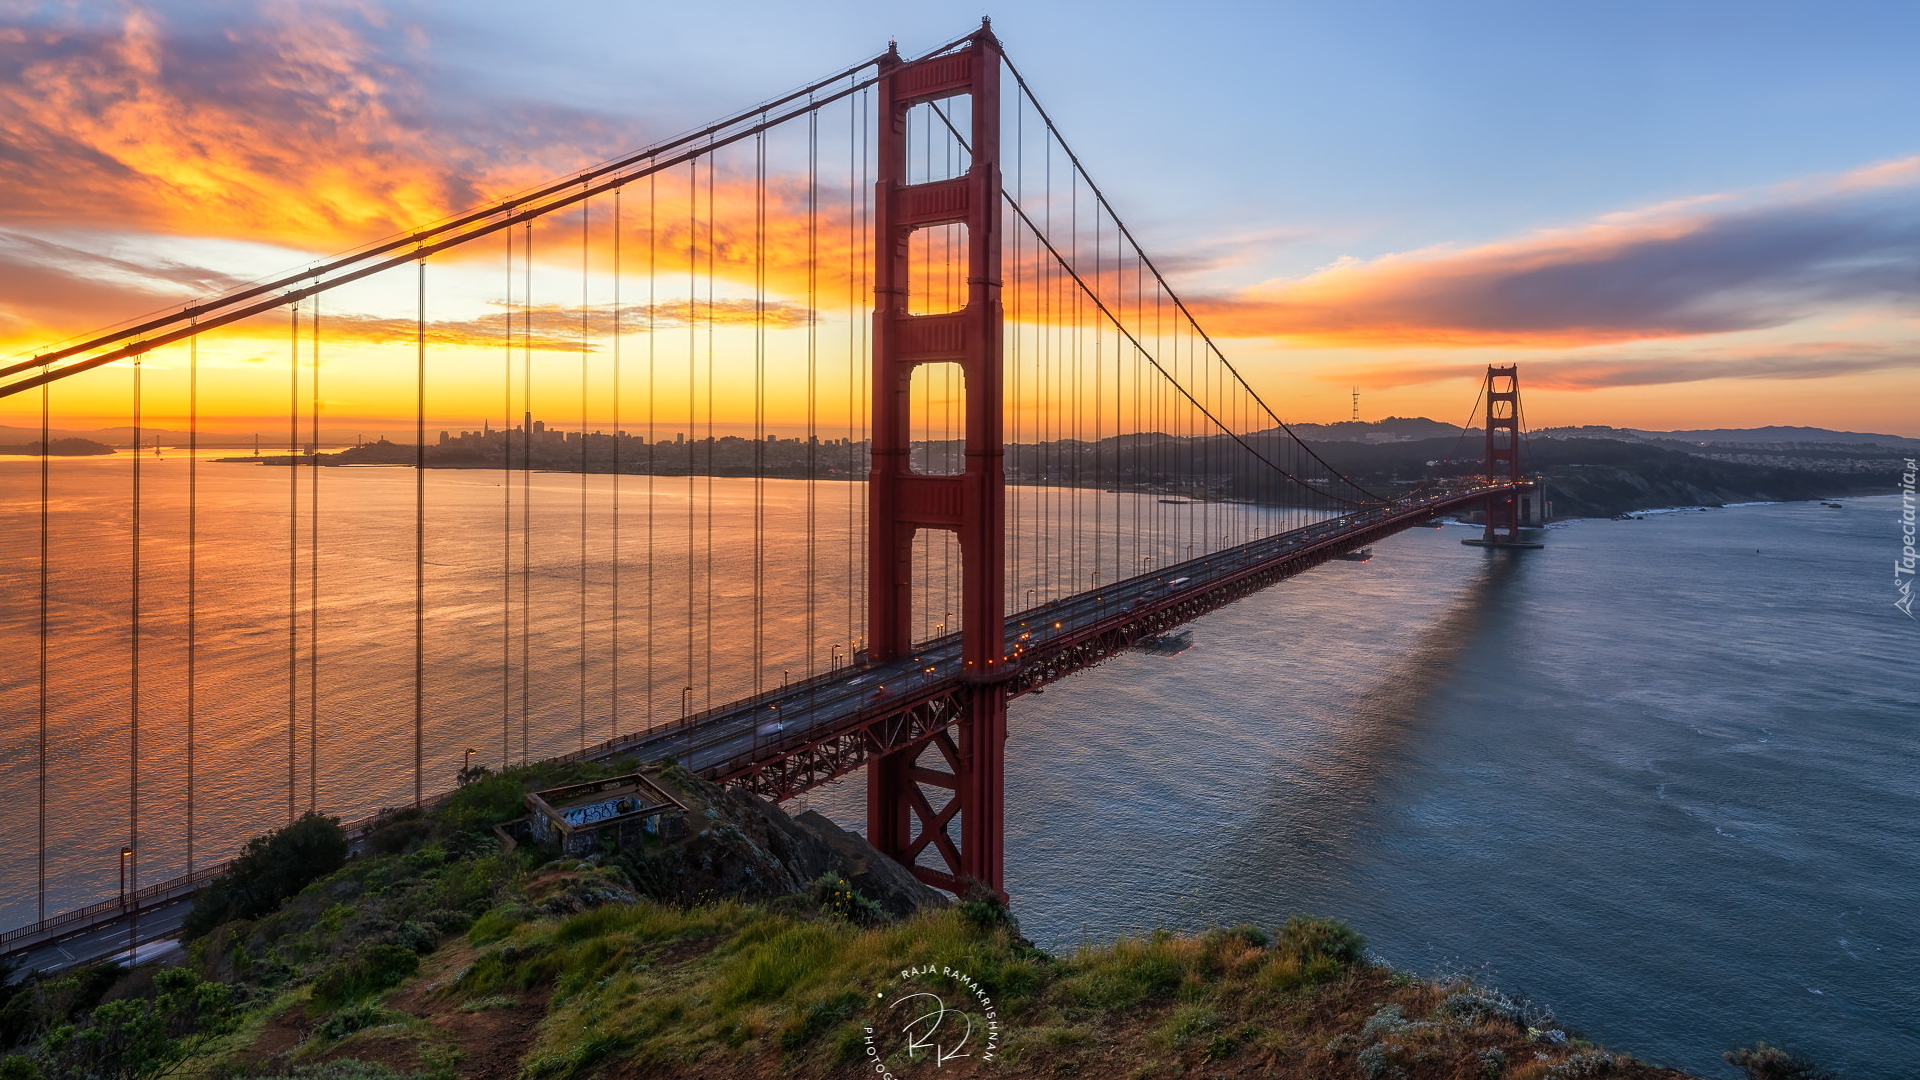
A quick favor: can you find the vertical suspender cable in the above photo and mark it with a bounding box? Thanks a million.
[1009,93,1020,610]
[1098,204,1113,584]
[186,329,196,872]
[502,228,513,768]
[309,297,320,809]
[580,196,590,752]
[847,88,858,661]
[806,106,818,676]
[646,173,656,727]
[704,150,716,707]
[131,352,142,912]
[414,260,426,807]
[522,222,533,762]
[753,124,766,696]
[286,305,297,822]
[866,88,876,646]
[611,187,622,737]
[859,86,870,655]
[37,376,48,920]
[686,159,696,713]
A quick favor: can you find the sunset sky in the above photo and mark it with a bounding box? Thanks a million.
[2,0,1916,436]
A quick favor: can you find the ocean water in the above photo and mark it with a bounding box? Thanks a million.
[1,455,1912,1077]
[805,497,1920,1078]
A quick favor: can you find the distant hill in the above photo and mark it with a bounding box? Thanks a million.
[0,424,359,449]
[1307,435,1898,518]
[1534,423,1920,450]
[1281,417,1919,450]
[0,437,114,457]
[1270,416,1470,443]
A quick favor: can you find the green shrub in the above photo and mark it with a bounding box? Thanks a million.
[309,944,421,1010]
[807,874,886,927]
[1360,1003,1407,1040]
[1550,1050,1620,1078]
[1225,923,1271,948]
[1724,1043,1836,1080]
[467,907,529,946]
[1256,916,1365,992]
[32,969,233,1080]
[959,894,1014,930]
[365,809,434,857]
[1357,1040,1404,1079]
[183,812,348,938]
[1440,986,1522,1027]
[316,1001,405,1041]
[1275,916,1365,968]
[3,965,121,1051]
[392,921,440,954]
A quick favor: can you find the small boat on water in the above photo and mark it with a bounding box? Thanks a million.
[1335,548,1373,562]
[1158,498,1191,505]
[1417,520,1446,528]
[1824,502,1844,509]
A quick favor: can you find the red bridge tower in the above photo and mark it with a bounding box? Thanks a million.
[865,24,1009,898]
[1463,364,1544,549]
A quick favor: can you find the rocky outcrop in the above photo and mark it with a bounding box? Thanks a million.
[618,769,948,920]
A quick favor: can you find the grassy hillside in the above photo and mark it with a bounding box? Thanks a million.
[0,761,1763,1080]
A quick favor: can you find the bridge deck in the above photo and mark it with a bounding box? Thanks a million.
[585,485,1510,797]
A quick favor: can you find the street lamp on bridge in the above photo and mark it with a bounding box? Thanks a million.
[119,845,135,963]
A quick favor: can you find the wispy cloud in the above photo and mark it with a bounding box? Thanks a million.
[1341,342,1919,391]
[1187,158,1920,348]
[322,300,815,351]
[0,229,252,341]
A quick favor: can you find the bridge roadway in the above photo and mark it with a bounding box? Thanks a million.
[582,483,1513,798]
[1,482,1513,973]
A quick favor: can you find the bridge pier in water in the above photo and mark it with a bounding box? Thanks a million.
[865,25,1011,899]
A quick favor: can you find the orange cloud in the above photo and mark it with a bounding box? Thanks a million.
[320,300,815,352]
[0,4,872,356]
[0,4,587,247]
[1182,158,1920,349]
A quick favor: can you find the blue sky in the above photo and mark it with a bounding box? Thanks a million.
[405,0,1920,266]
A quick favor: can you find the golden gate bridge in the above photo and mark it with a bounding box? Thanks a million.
[0,20,1537,966]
